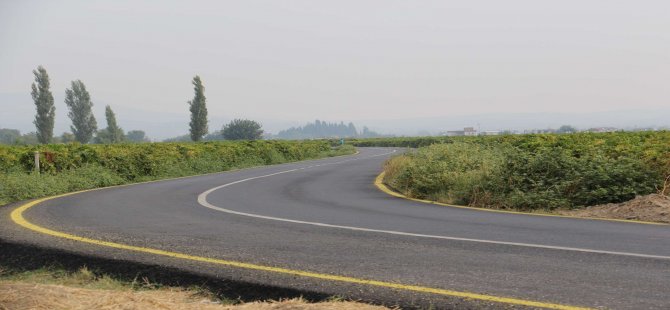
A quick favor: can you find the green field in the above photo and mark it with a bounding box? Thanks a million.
[364,132,670,211]
[0,141,354,206]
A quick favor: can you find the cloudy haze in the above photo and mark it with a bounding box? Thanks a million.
[1,0,669,138]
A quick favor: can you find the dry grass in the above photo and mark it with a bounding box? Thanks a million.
[0,266,141,291]
[382,155,414,196]
[0,267,389,310]
[0,282,388,310]
[659,174,670,196]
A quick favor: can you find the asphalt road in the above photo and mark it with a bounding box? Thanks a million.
[2,147,670,309]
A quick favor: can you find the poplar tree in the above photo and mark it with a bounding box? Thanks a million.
[188,75,208,141]
[65,80,97,143]
[104,105,124,143]
[31,66,55,144]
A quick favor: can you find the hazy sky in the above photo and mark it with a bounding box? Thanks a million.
[1,0,669,137]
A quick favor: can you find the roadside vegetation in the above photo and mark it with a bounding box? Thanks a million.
[374,132,670,214]
[0,141,355,206]
[0,265,384,310]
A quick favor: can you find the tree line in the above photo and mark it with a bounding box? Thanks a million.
[0,128,148,145]
[272,120,382,140]
[23,66,264,145]
[25,66,148,145]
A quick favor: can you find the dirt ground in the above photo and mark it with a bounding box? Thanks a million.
[557,194,670,224]
[0,282,389,310]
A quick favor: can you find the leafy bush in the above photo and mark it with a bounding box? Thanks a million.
[350,136,450,148]
[384,143,503,205]
[0,141,353,205]
[491,147,659,210]
[382,131,670,210]
[221,119,263,140]
[0,164,125,205]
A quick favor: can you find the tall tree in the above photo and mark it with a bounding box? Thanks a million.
[104,105,124,143]
[65,80,97,143]
[31,66,56,144]
[188,75,208,141]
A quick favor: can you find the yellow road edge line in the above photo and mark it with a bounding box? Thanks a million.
[10,192,590,310]
[374,172,668,226]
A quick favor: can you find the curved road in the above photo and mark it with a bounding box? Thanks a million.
[2,148,670,309]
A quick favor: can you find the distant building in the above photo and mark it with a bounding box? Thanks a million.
[523,129,557,134]
[586,127,618,133]
[464,127,478,136]
[443,127,478,136]
[444,130,465,136]
[481,130,501,136]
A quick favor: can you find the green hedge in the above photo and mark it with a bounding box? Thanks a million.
[381,131,670,210]
[0,141,335,178]
[0,141,353,205]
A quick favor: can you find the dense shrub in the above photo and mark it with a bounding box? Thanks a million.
[384,143,503,205]
[0,141,354,205]
[382,132,670,210]
[0,164,125,204]
[0,141,334,176]
[350,136,450,148]
[492,147,659,210]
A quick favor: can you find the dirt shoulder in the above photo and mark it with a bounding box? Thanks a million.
[0,281,388,310]
[557,194,670,224]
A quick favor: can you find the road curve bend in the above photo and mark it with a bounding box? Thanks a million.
[2,147,669,309]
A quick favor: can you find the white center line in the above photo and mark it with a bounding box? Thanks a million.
[197,149,670,261]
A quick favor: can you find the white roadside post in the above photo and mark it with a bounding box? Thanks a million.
[34,151,40,174]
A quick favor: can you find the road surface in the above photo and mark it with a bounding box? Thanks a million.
[2,148,669,309]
